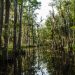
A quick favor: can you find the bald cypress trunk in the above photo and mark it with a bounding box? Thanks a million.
[73,0,75,45]
[13,0,18,75]
[0,0,4,48]
[17,1,23,75]
[0,0,4,74]
[4,0,10,59]
[3,0,10,74]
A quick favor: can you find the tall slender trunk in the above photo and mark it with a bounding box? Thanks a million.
[3,0,10,74]
[18,1,23,75]
[13,0,18,75]
[4,0,10,57]
[0,0,4,74]
[32,8,35,74]
[0,0,4,48]
[73,0,75,45]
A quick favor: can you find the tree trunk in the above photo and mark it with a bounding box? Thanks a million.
[13,0,18,75]
[3,0,10,74]
[17,1,23,75]
[0,0,4,48]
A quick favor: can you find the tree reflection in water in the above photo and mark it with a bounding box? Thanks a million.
[0,47,75,75]
[42,46,75,75]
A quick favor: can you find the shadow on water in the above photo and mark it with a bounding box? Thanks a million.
[0,46,75,75]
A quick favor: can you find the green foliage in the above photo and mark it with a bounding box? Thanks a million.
[70,26,75,30]
[18,0,23,5]
[30,0,41,8]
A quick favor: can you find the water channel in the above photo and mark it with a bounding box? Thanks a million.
[0,47,75,75]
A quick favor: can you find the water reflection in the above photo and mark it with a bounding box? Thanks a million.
[42,47,75,75]
[0,47,75,75]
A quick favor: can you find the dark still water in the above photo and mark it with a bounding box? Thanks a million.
[0,47,75,75]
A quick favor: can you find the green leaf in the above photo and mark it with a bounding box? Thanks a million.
[18,0,22,5]
[70,26,75,30]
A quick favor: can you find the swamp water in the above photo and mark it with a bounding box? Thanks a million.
[0,47,75,75]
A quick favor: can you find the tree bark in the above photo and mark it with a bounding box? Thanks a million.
[13,0,18,75]
[3,0,10,74]
[17,1,23,75]
[0,0,4,48]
